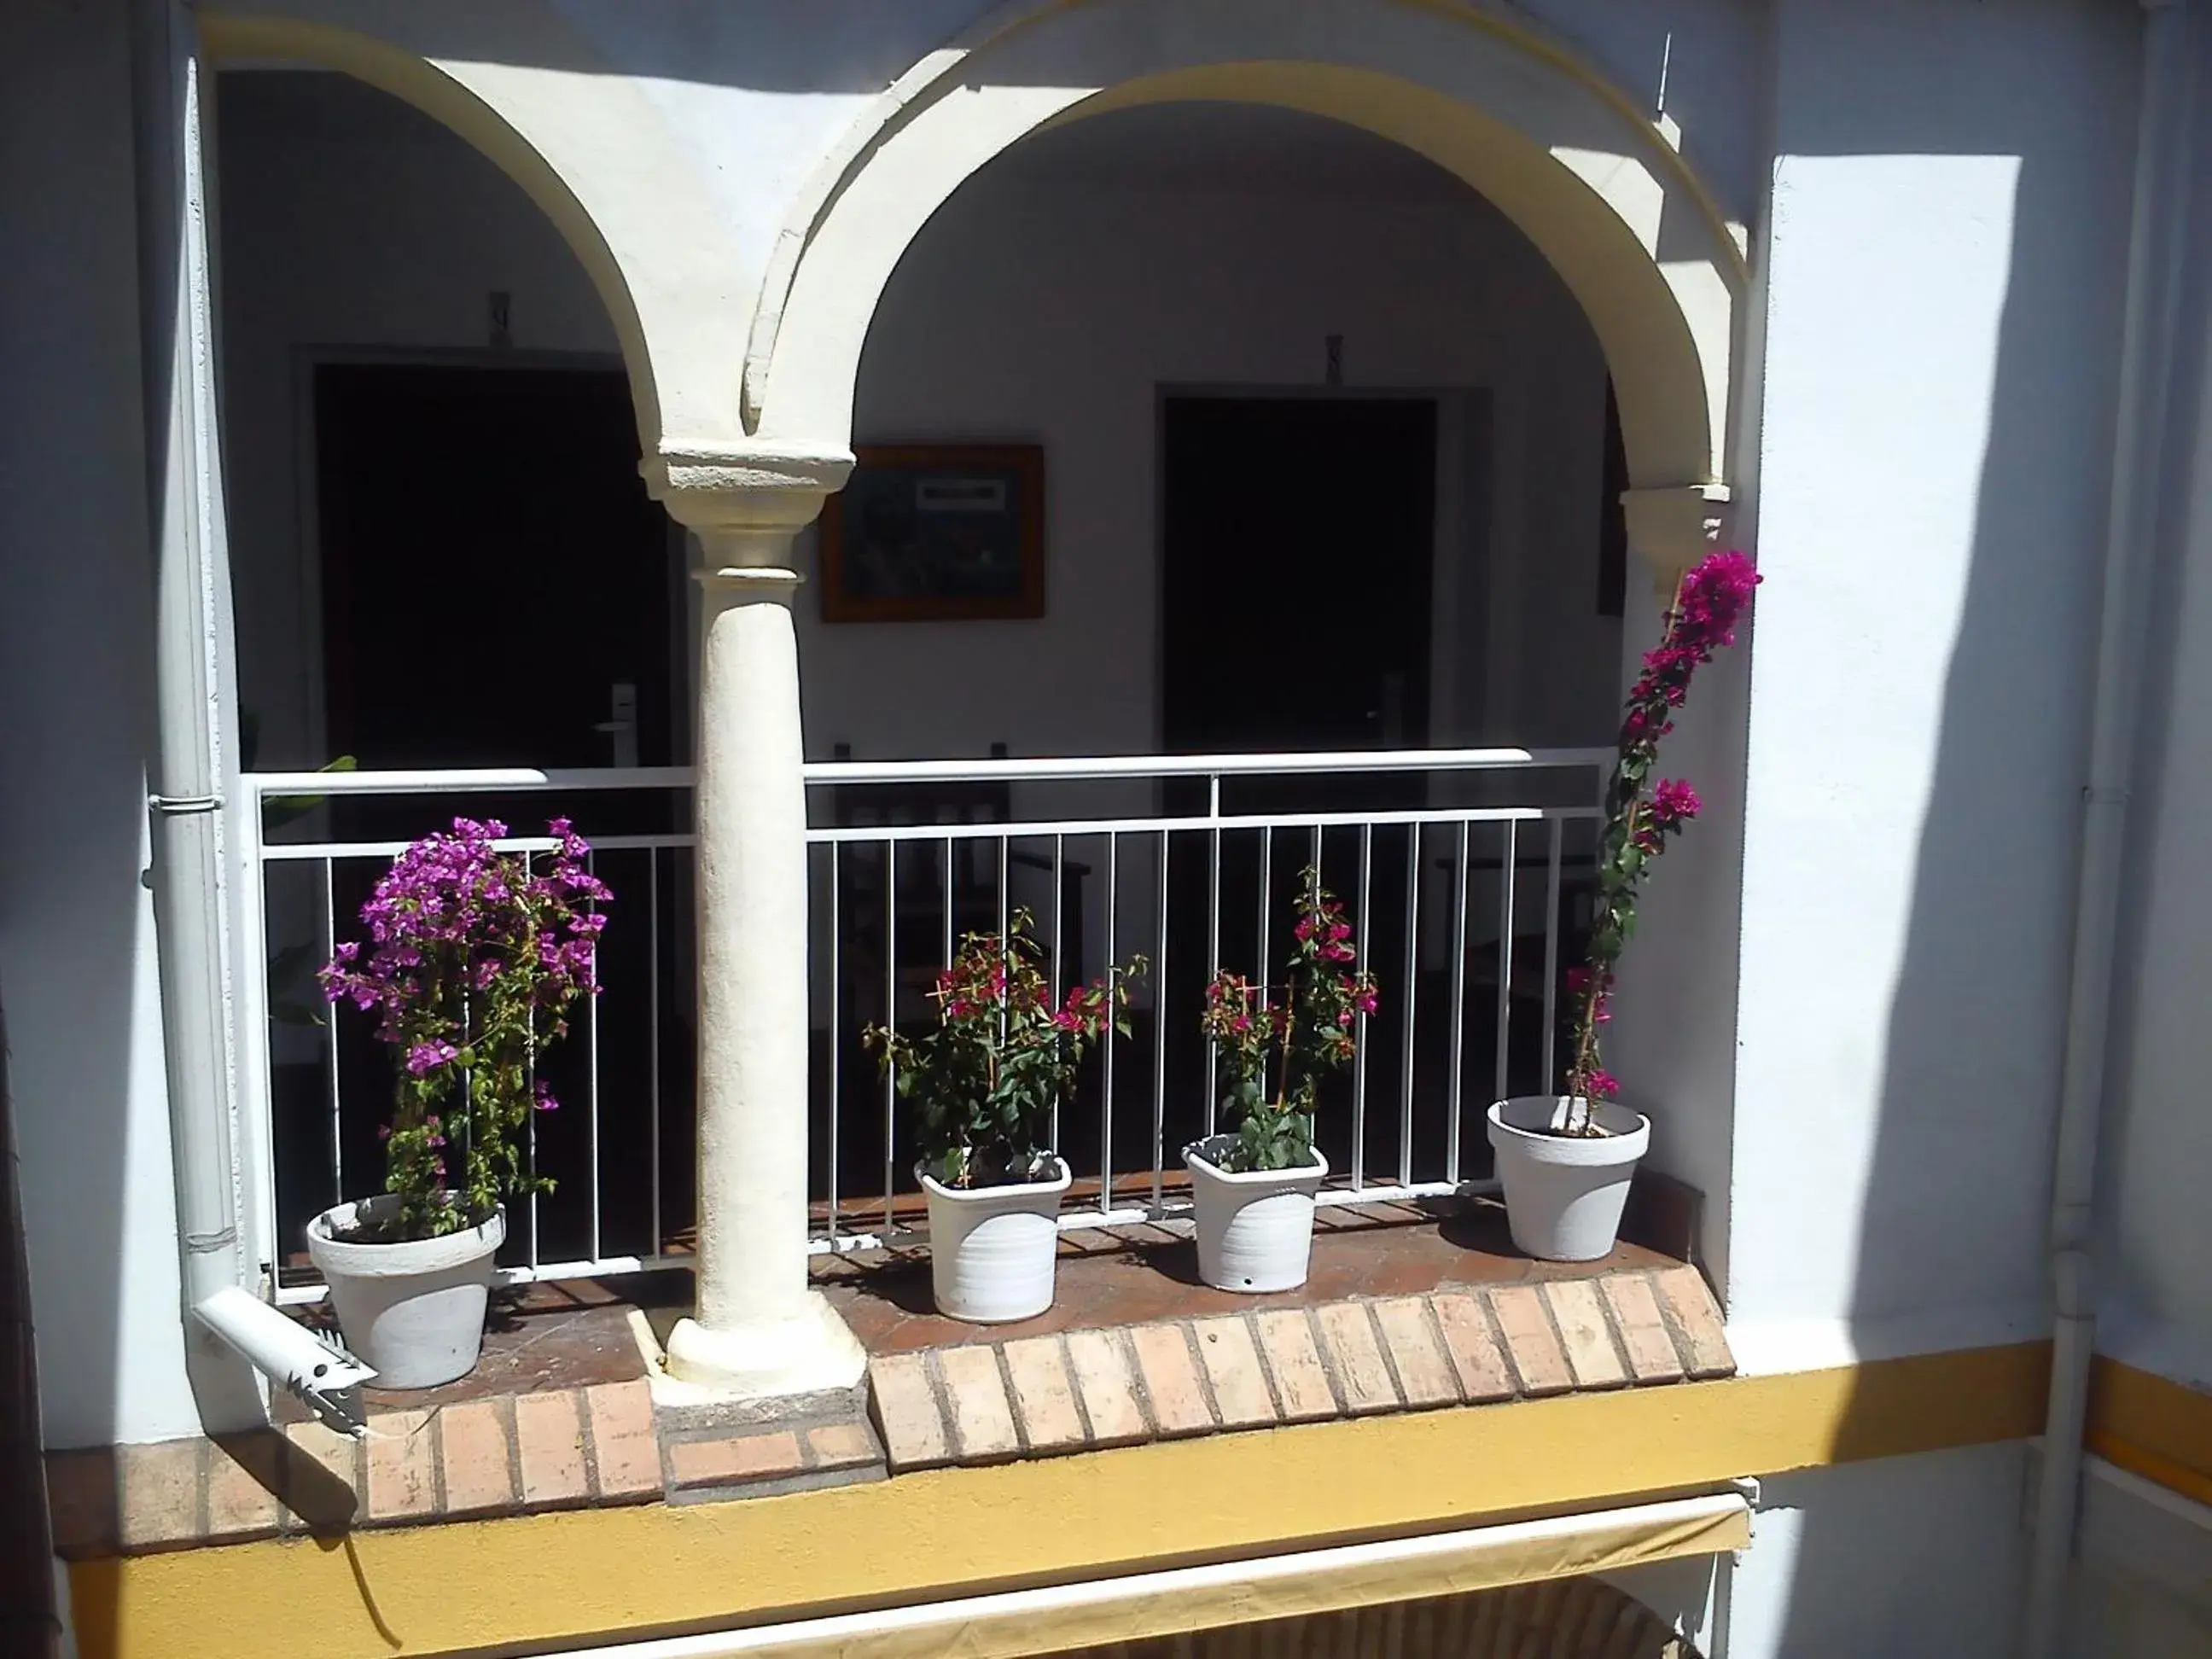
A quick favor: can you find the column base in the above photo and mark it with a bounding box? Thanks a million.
[660,1291,869,1403]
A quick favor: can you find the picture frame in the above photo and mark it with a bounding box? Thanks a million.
[819,443,1045,622]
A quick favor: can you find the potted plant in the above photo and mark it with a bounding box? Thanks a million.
[314,816,610,1386]
[1187,869,1377,1292]
[1489,550,1759,1260]
[865,912,1143,1323]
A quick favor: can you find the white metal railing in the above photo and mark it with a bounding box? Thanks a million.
[236,766,696,1303]
[236,748,1606,1301]
[805,748,1607,1251]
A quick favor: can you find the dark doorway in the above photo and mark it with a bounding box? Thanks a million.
[1154,396,1441,1185]
[315,362,678,771]
[1161,396,1436,761]
[277,364,691,1280]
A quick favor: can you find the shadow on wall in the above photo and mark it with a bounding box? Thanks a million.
[1,993,62,1659]
[0,0,173,1474]
[1746,2,2142,1653]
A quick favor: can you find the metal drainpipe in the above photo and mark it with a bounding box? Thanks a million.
[134,0,372,1429]
[2021,2,2192,1652]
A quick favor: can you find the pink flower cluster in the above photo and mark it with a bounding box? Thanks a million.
[1563,551,1758,1132]
[1621,552,1761,744]
[318,816,612,1237]
[1292,905,1357,964]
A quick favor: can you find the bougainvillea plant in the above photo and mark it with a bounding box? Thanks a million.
[1200,867,1380,1173]
[1562,550,1760,1135]
[320,818,611,1241]
[865,911,1146,1189]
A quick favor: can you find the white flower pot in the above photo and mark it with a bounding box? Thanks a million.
[1487,1097,1650,1262]
[1185,1136,1330,1293]
[919,1158,1071,1323]
[306,1197,505,1388]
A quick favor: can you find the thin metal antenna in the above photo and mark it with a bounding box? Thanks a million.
[1656,31,1674,117]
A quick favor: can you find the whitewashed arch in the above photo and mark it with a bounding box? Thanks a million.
[201,10,757,461]
[751,0,1745,504]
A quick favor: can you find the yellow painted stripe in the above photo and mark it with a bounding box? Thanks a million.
[71,1344,2047,1659]
[2086,1355,2212,1507]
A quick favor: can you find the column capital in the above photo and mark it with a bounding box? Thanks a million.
[642,439,855,568]
[1621,482,1735,599]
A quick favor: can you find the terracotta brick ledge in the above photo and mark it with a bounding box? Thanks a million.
[48,1261,1732,1557]
[45,1379,673,1557]
[866,1264,1734,1472]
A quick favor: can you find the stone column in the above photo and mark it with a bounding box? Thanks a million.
[644,443,865,1399]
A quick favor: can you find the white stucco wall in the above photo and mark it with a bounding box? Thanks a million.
[2099,9,2212,1399]
[1728,1445,2032,1658]
[214,79,1623,771]
[827,101,1618,761]
[1724,0,2136,1370]
[2,0,206,1449]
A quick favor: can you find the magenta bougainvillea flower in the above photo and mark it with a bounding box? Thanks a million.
[864,912,1145,1189]
[321,817,610,1240]
[1202,870,1379,1173]
[1563,552,1759,1133]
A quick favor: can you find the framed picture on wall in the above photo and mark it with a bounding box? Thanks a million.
[819,444,1045,622]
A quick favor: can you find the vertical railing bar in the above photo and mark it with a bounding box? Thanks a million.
[1350,823,1373,1191]
[1493,820,1518,1108]
[1446,819,1470,1184]
[825,843,840,1245]
[321,857,343,1208]
[586,847,602,1264]
[1542,818,1563,1093]
[649,848,663,1253]
[1102,834,1118,1220]
[233,791,279,1299]
[1204,776,1221,1136]
[525,847,539,1271]
[1051,832,1064,1151]
[996,833,1010,1057]
[1399,822,1419,1188]
[884,839,899,1234]
[1151,830,1169,1214]
[1257,824,1273,1005]
[943,836,956,965]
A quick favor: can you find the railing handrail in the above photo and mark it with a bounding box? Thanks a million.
[239,747,1612,802]
[804,747,1612,783]
[240,765,696,797]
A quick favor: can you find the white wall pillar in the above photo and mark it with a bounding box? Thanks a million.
[645,443,865,1400]
[1621,484,1736,602]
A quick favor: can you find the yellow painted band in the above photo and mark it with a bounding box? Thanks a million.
[2086,1355,2212,1506]
[71,1344,2048,1659]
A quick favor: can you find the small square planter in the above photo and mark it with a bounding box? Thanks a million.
[919,1157,1071,1323]
[1184,1135,1330,1293]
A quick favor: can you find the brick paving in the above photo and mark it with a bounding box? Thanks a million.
[863,1266,1734,1472]
[48,1198,1733,1557]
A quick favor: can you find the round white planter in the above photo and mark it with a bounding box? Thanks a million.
[1487,1097,1650,1262]
[306,1197,505,1388]
[1185,1136,1330,1293]
[919,1158,1071,1323]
